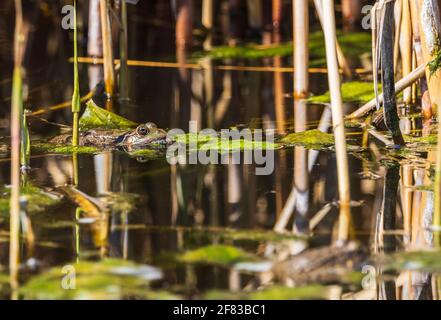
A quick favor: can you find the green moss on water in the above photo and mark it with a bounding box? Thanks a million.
[173,133,279,152]
[280,129,334,149]
[310,31,371,60]
[179,245,257,266]
[204,285,334,300]
[193,31,371,64]
[33,143,99,154]
[80,100,137,130]
[193,42,293,60]
[21,259,167,300]
[144,225,304,242]
[198,139,279,152]
[308,82,378,104]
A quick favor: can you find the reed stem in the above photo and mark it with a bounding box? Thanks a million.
[100,0,115,97]
[10,0,24,294]
[381,2,405,146]
[322,0,351,243]
[72,0,80,146]
[414,0,441,239]
[202,0,213,50]
[119,0,129,101]
[313,0,352,77]
[293,0,309,98]
[400,0,413,105]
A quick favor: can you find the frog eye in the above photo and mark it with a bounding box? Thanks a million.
[146,122,157,129]
[136,156,149,163]
[136,125,148,135]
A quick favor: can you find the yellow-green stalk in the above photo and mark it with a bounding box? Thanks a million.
[10,0,24,294]
[20,112,30,168]
[72,0,80,146]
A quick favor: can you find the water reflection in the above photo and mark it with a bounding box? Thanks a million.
[0,4,441,300]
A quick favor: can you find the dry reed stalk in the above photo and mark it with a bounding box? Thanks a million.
[100,0,115,97]
[394,0,403,74]
[400,0,413,104]
[401,165,413,243]
[410,0,433,118]
[73,56,370,74]
[293,0,309,98]
[119,0,129,100]
[412,0,441,235]
[176,0,193,51]
[341,0,362,30]
[313,0,352,77]
[285,0,310,234]
[322,0,351,243]
[202,0,213,50]
[273,0,285,134]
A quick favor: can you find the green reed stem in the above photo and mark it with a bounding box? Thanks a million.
[20,112,30,167]
[72,0,80,146]
[10,0,24,295]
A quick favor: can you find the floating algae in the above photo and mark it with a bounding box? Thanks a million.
[179,244,258,266]
[21,259,170,300]
[203,285,336,300]
[194,31,371,65]
[143,225,304,243]
[308,82,379,104]
[173,133,280,152]
[33,143,99,155]
[280,129,335,149]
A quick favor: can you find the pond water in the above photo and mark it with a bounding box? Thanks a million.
[0,2,440,300]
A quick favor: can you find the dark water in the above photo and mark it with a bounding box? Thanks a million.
[0,1,440,300]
